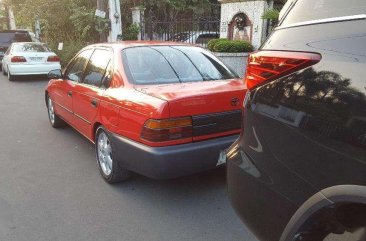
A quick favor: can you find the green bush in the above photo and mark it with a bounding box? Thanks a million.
[208,38,253,53]
[207,38,225,51]
[123,24,140,41]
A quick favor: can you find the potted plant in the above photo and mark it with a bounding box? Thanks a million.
[208,38,253,78]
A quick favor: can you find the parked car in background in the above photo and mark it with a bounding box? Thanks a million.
[45,42,245,183]
[0,30,32,66]
[2,42,61,81]
[170,31,220,47]
[226,0,366,240]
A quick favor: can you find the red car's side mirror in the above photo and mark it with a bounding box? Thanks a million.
[47,69,63,79]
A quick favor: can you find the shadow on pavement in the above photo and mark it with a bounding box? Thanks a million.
[11,75,49,83]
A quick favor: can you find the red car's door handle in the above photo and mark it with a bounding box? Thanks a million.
[91,99,98,108]
[67,91,72,97]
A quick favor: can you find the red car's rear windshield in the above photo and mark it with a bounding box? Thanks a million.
[122,46,238,85]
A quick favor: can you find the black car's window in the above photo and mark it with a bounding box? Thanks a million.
[65,49,93,82]
[83,49,111,87]
[122,46,237,85]
[0,33,17,44]
[14,33,32,42]
[13,43,50,52]
[171,33,191,42]
[281,0,366,26]
[196,34,219,44]
[0,32,32,44]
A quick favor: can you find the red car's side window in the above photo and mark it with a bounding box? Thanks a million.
[82,49,112,88]
[64,49,93,82]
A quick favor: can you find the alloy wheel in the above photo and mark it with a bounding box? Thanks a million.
[48,97,55,125]
[97,132,113,176]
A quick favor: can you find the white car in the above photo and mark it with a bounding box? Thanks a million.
[2,42,61,81]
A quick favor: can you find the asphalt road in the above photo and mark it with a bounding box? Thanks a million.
[0,74,257,241]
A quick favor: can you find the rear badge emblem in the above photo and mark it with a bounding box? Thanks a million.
[231,98,240,106]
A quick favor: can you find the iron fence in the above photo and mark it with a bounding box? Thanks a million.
[140,19,221,48]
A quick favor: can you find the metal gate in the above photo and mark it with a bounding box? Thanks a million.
[140,18,221,48]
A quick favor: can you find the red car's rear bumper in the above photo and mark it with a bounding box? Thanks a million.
[110,132,239,179]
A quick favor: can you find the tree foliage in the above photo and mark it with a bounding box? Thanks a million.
[122,0,219,25]
[4,0,220,64]
[5,0,99,43]
[4,0,102,65]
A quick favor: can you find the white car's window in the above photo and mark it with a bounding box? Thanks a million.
[13,43,51,53]
[281,0,366,26]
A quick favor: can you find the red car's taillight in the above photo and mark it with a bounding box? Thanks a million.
[141,117,193,142]
[245,51,322,90]
[47,55,60,62]
[11,56,27,62]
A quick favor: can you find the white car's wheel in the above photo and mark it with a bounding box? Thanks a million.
[7,68,15,81]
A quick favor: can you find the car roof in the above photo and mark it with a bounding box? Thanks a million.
[12,42,47,45]
[0,30,30,33]
[12,42,45,45]
[86,41,193,50]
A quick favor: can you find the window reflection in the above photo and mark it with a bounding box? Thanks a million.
[252,67,366,148]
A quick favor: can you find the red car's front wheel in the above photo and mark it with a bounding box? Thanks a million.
[47,96,65,128]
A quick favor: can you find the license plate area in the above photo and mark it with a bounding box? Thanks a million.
[30,57,43,62]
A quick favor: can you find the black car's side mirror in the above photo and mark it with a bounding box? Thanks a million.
[48,69,63,79]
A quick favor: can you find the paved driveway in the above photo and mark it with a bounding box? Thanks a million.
[0,75,257,241]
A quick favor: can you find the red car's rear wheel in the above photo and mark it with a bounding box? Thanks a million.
[95,126,130,183]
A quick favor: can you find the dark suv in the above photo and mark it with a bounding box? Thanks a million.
[226,0,366,240]
[0,30,32,64]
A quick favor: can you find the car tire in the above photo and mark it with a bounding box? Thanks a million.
[46,95,66,128]
[2,65,6,75]
[7,69,15,81]
[293,208,366,241]
[95,126,130,184]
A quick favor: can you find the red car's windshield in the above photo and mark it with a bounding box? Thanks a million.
[122,46,238,85]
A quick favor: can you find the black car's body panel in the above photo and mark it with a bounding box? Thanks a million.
[227,4,366,241]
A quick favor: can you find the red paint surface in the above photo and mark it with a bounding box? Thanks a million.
[46,42,247,147]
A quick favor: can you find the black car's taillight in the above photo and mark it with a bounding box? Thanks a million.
[141,117,193,142]
[245,51,322,90]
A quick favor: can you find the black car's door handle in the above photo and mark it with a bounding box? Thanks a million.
[91,99,98,108]
[67,91,72,97]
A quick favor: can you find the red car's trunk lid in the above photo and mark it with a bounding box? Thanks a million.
[135,79,246,141]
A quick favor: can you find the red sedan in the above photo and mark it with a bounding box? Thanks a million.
[45,42,246,183]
